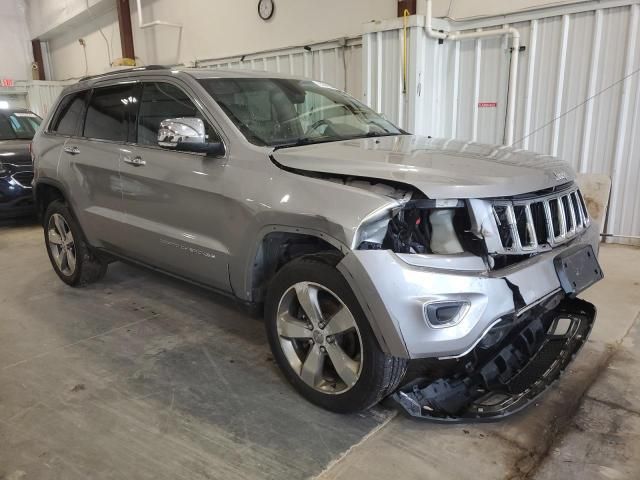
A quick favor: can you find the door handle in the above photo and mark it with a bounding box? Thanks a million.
[63,146,80,155]
[123,156,146,167]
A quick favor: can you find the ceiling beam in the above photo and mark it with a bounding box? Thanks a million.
[116,0,135,62]
[31,39,46,80]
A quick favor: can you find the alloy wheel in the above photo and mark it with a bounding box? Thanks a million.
[276,282,363,394]
[47,213,77,276]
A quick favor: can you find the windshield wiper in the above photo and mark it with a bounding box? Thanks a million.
[355,132,402,139]
[273,137,338,150]
[364,119,392,133]
[273,132,404,150]
[363,131,391,137]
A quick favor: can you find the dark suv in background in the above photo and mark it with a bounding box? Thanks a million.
[0,108,42,218]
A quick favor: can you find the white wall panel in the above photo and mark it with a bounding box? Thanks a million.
[0,0,33,80]
[0,91,28,110]
[0,81,71,117]
[364,2,640,239]
[30,0,391,81]
[23,80,73,117]
[418,0,622,21]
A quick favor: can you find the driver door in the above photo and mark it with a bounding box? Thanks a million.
[118,81,231,290]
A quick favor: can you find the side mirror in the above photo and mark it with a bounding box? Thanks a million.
[157,117,225,157]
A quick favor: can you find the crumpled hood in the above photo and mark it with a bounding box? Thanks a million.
[272,135,575,199]
[0,139,32,167]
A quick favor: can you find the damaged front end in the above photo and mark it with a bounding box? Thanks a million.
[337,179,603,421]
[391,295,596,421]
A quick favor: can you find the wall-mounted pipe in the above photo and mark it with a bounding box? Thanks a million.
[135,0,182,29]
[424,0,521,145]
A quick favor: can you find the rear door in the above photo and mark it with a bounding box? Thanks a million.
[62,83,140,249]
[37,91,88,197]
[118,80,231,290]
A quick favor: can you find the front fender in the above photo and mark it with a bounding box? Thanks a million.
[227,165,402,301]
[337,251,410,358]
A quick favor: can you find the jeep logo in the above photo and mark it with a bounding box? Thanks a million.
[552,170,568,181]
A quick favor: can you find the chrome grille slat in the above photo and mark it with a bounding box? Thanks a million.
[572,192,582,228]
[543,199,554,241]
[490,184,589,255]
[556,197,567,240]
[577,190,591,227]
[506,205,521,250]
[565,195,577,236]
[523,204,538,250]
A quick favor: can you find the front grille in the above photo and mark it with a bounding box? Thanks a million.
[491,185,590,254]
[11,171,34,188]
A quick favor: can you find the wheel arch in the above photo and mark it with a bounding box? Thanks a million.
[34,179,68,221]
[241,226,350,305]
[243,226,409,358]
[35,179,98,256]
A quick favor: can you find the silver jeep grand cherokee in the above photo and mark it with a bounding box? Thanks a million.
[32,67,603,420]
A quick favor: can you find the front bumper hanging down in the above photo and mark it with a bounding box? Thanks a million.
[391,298,596,422]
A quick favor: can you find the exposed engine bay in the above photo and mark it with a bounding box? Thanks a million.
[360,197,473,255]
[339,177,590,273]
[331,178,489,261]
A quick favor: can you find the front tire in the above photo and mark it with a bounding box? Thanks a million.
[265,254,407,413]
[44,200,107,286]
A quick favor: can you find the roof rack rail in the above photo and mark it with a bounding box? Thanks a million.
[79,65,174,82]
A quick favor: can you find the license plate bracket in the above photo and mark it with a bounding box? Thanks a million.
[554,245,603,297]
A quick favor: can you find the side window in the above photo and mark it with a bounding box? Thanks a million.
[137,82,219,146]
[83,84,139,142]
[0,116,15,138]
[49,91,88,135]
[9,113,41,138]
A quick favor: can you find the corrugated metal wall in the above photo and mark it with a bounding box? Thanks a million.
[197,38,363,101]
[363,1,640,239]
[22,81,73,117]
[0,81,70,117]
[0,89,28,109]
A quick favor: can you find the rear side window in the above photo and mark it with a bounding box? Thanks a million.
[137,82,219,146]
[83,84,139,142]
[49,91,88,135]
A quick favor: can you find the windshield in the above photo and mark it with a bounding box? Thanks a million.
[198,78,402,147]
[0,112,42,140]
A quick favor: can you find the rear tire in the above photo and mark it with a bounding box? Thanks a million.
[265,254,407,413]
[43,200,107,286]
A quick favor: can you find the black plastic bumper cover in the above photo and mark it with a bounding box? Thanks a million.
[391,297,596,422]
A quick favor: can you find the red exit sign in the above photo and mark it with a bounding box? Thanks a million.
[478,102,497,108]
[1,79,14,87]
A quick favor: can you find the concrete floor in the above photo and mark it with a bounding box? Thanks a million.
[1,219,639,480]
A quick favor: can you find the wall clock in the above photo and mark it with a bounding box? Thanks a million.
[258,0,275,20]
